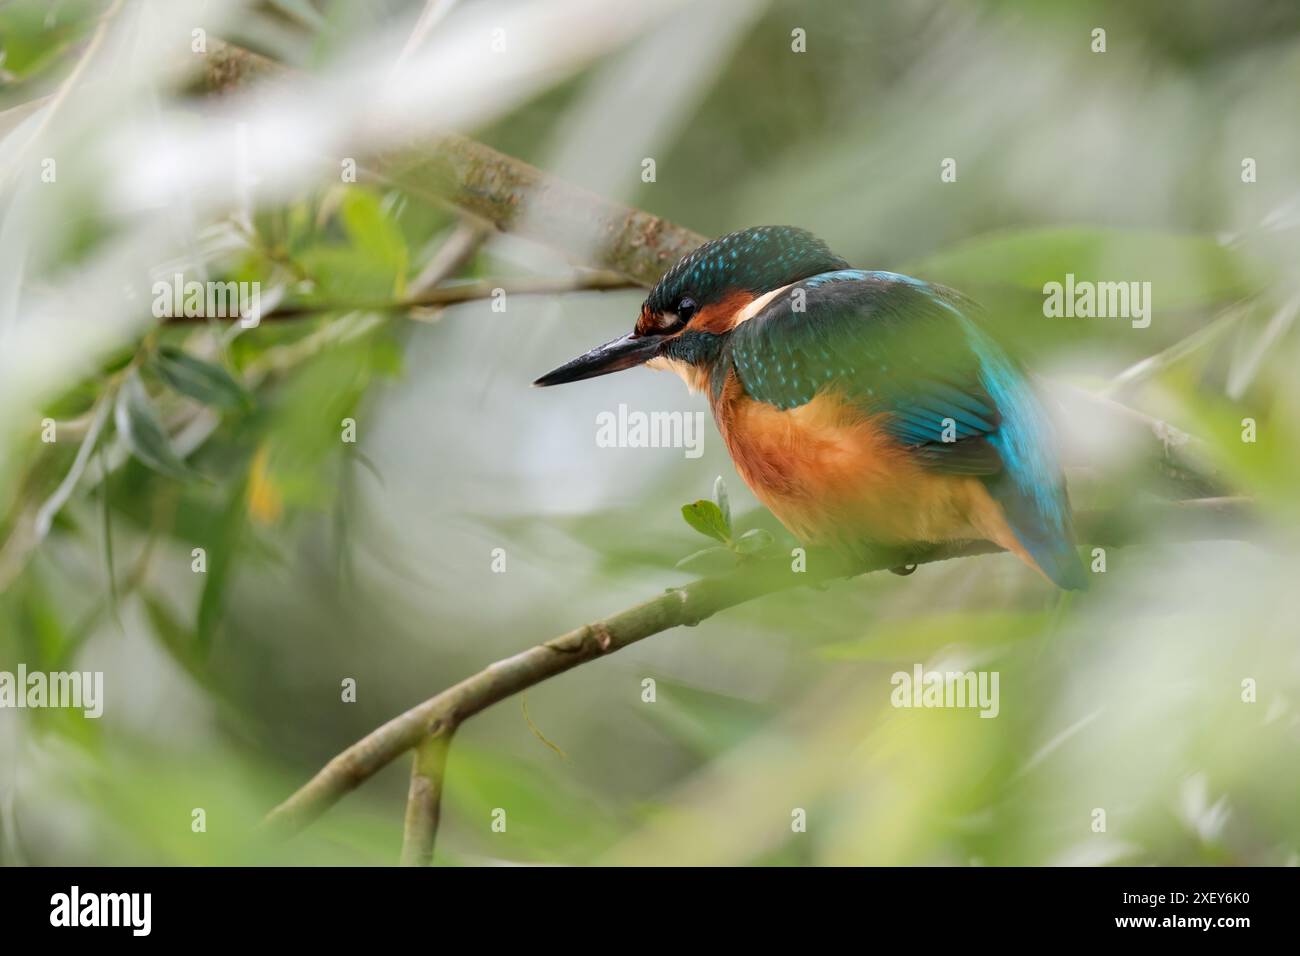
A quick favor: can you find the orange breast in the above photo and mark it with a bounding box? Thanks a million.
[710,372,1023,556]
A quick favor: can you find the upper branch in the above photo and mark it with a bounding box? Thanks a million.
[200,41,708,287]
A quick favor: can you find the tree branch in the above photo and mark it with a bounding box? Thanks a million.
[198,41,708,287]
[1048,381,1225,497]
[160,272,639,324]
[365,141,706,287]
[263,497,1256,845]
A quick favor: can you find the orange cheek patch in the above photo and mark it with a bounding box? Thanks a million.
[690,291,756,334]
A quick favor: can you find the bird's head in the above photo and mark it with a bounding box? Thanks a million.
[533,226,847,390]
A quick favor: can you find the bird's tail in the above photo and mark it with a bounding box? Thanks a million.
[992,476,1089,591]
[1021,523,1089,591]
[960,322,1088,591]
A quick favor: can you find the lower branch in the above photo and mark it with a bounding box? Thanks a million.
[262,496,1255,841]
[399,726,456,867]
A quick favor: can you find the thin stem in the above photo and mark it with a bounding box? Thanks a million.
[34,393,112,540]
[399,725,456,867]
[1100,301,1252,398]
[160,273,639,324]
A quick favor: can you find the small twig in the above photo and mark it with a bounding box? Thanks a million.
[390,0,461,79]
[1227,293,1300,399]
[1047,381,1224,495]
[1101,301,1252,398]
[408,220,491,297]
[399,724,455,867]
[521,693,568,759]
[33,393,111,540]
[160,272,639,324]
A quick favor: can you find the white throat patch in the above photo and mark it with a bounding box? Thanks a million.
[646,355,710,394]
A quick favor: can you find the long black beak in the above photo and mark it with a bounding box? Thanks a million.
[532,332,665,387]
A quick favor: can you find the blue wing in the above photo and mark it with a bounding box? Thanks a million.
[721,269,1086,589]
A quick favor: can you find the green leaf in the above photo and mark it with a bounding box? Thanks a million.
[674,545,736,575]
[712,475,731,528]
[100,444,119,630]
[733,528,774,555]
[18,566,71,670]
[339,189,409,297]
[294,246,392,302]
[113,372,194,480]
[153,346,250,410]
[141,593,207,685]
[197,477,248,652]
[681,499,730,544]
[254,332,392,512]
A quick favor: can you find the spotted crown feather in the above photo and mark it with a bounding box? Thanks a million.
[644,225,848,314]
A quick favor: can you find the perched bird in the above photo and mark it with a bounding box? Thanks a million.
[534,226,1086,590]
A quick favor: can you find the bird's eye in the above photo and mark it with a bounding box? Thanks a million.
[676,297,698,323]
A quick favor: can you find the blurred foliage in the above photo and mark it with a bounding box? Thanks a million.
[2,0,1299,867]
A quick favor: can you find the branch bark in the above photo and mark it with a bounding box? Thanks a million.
[366,140,706,286]
[399,726,455,867]
[199,41,708,287]
[263,497,1255,843]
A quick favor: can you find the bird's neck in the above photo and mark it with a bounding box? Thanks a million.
[645,354,712,393]
[648,330,727,394]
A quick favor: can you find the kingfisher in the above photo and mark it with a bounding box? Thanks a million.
[534,226,1086,590]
